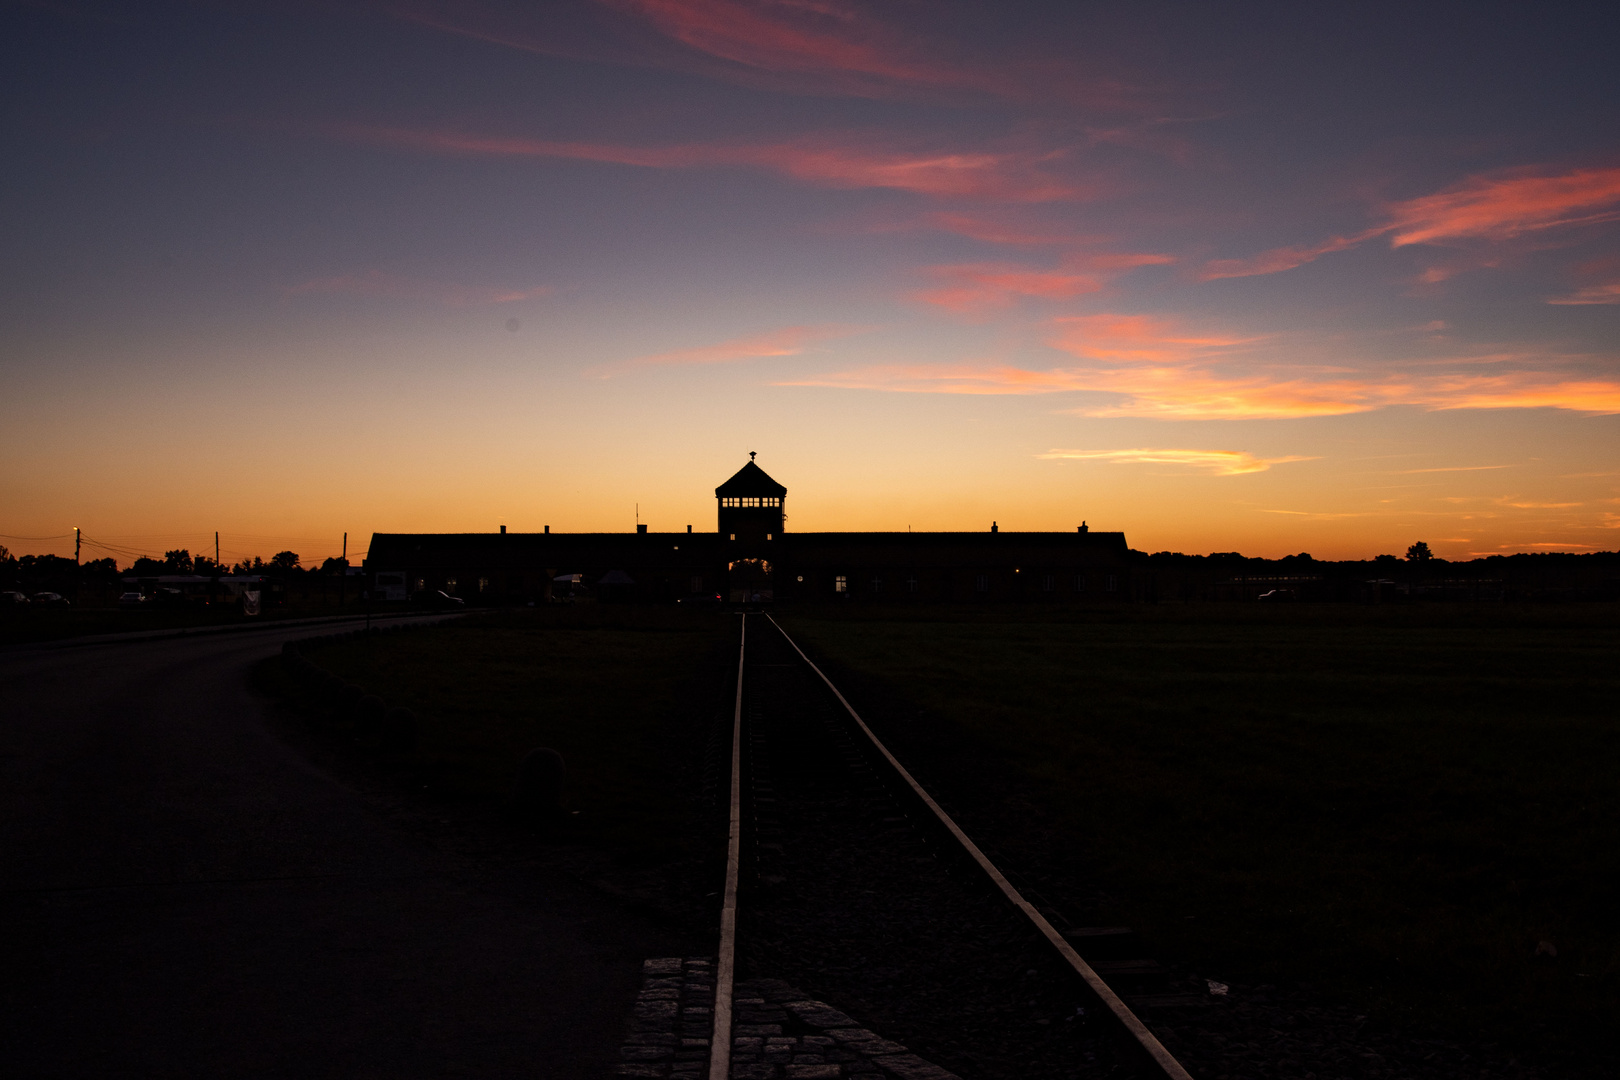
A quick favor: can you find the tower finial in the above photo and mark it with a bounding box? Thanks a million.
[749,450,756,461]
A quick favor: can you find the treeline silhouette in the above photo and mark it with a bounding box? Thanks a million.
[0,545,351,593]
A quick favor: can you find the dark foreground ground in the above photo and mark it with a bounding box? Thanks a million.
[279,603,1618,1079]
[782,603,1619,1079]
[0,617,707,1078]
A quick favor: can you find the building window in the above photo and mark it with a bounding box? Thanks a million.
[446,577,457,592]
[766,533,773,541]
[415,578,425,591]
[835,575,848,593]
[729,533,736,541]
[975,574,988,593]
[871,576,882,594]
[906,575,917,593]
[1107,574,1118,593]
[478,577,489,593]
[1042,574,1054,592]
[691,576,703,593]
[1074,574,1086,592]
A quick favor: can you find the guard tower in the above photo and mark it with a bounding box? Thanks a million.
[716,454,786,551]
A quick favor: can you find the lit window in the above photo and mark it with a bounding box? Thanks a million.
[478,577,489,592]
[766,533,773,541]
[729,533,736,541]
[415,578,425,591]
[835,575,847,593]
[446,578,457,592]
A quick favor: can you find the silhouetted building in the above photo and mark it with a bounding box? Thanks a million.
[365,458,1133,604]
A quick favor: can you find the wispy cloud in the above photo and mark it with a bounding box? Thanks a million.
[1199,164,1620,280]
[783,312,1620,419]
[283,270,550,306]
[1199,233,1370,281]
[630,323,861,366]
[1384,166,1620,246]
[911,264,1104,312]
[319,122,1088,202]
[1548,280,1620,305]
[388,0,1145,110]
[1037,447,1315,475]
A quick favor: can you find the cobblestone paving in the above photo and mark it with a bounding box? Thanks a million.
[616,960,964,1079]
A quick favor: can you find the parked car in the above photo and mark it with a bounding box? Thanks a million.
[1,590,29,604]
[427,590,465,608]
[118,591,147,606]
[32,592,71,606]
[1257,588,1296,602]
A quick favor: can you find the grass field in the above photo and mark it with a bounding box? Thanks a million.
[781,604,1619,1072]
[302,607,733,859]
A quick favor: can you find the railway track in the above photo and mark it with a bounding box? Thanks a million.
[702,613,1194,1080]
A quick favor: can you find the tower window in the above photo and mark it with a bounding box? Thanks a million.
[834,575,847,593]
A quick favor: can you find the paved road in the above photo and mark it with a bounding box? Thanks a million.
[0,621,691,1078]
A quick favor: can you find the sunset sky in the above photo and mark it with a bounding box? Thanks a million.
[4,0,1619,563]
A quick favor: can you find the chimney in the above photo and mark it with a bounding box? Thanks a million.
[500,525,506,534]
[687,525,692,534]
[637,524,648,535]
[991,521,999,533]
[544,525,550,534]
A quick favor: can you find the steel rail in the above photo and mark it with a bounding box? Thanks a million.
[708,613,747,1080]
[766,614,1195,1080]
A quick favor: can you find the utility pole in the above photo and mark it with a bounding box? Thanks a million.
[74,527,80,605]
[74,527,80,565]
[340,532,347,607]
[215,531,220,571]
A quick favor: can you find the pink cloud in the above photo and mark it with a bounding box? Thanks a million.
[1384,166,1620,247]
[320,122,1088,202]
[388,0,1144,110]
[911,264,1105,312]
[1548,281,1620,305]
[284,270,550,306]
[780,313,1620,419]
[911,253,1174,313]
[631,324,860,366]
[1198,233,1371,281]
[1199,164,1620,281]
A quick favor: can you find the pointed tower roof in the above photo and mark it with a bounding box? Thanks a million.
[715,459,787,497]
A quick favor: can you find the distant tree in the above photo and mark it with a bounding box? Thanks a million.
[82,557,119,578]
[193,556,220,576]
[1375,554,1400,566]
[270,551,301,572]
[164,549,193,573]
[0,544,9,562]
[1406,541,1433,562]
[319,556,350,575]
[132,556,166,575]
[231,556,266,574]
